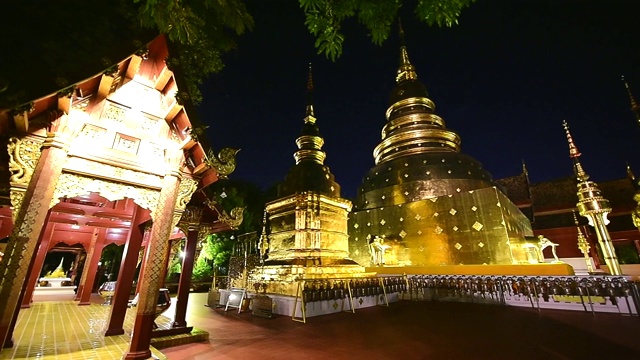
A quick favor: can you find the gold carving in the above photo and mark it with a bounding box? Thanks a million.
[175,177,198,211]
[63,157,163,188]
[102,101,128,123]
[7,137,42,185]
[52,172,160,214]
[219,207,245,230]
[9,189,25,222]
[140,116,158,132]
[177,222,189,237]
[113,133,140,154]
[181,206,204,225]
[205,148,239,179]
[171,212,183,229]
[77,124,107,143]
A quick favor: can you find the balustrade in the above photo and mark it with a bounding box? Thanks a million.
[404,275,639,316]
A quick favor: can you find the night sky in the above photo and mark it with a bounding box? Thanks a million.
[199,0,640,199]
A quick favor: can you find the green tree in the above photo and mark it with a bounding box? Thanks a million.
[1,0,472,108]
[300,0,476,60]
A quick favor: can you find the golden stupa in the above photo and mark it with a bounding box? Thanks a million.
[348,37,573,276]
[248,65,369,296]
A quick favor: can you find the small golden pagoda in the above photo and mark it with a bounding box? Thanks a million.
[249,65,367,296]
[348,36,573,275]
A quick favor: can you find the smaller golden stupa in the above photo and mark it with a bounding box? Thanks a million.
[248,65,370,296]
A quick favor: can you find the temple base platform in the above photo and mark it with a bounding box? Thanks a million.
[218,289,401,318]
[245,263,374,297]
[368,263,575,276]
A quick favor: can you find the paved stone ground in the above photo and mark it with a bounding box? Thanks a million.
[163,293,640,360]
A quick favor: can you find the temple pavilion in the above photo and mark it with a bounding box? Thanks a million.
[0,35,242,359]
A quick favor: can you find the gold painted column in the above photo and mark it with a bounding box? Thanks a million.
[0,130,71,350]
[124,156,183,360]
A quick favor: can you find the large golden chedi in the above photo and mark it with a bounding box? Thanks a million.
[349,45,537,268]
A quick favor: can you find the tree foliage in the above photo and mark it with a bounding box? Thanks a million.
[134,0,254,104]
[300,0,476,60]
[1,0,472,108]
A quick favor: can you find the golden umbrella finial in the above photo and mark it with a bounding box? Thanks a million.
[396,19,417,83]
[305,62,316,122]
[562,120,588,181]
[622,75,640,127]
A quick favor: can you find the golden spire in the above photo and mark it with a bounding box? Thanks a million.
[305,62,315,122]
[622,75,640,126]
[396,20,418,83]
[562,120,589,181]
[295,63,325,165]
[573,210,593,273]
[258,210,269,260]
[521,159,528,177]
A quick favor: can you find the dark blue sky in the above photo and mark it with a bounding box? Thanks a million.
[199,0,640,199]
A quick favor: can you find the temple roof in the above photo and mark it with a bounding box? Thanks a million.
[0,35,233,230]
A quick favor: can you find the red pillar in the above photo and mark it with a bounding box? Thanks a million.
[124,169,181,360]
[2,211,52,348]
[78,229,106,305]
[0,135,68,351]
[105,205,145,336]
[21,222,54,308]
[172,227,198,328]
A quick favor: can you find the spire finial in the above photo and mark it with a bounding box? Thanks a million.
[399,18,406,47]
[307,62,314,92]
[622,75,640,126]
[562,120,589,181]
[305,62,316,122]
[562,120,581,159]
[396,19,417,83]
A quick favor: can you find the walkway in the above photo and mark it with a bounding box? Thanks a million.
[0,292,166,360]
[2,292,640,359]
[167,293,640,360]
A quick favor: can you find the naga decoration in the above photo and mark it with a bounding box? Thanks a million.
[7,137,42,220]
[204,147,239,179]
[203,197,245,230]
[7,137,42,185]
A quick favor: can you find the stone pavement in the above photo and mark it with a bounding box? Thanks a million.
[165,293,640,360]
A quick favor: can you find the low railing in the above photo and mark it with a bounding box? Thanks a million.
[406,275,640,316]
[292,276,408,323]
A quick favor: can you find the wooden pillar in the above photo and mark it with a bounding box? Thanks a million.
[78,228,106,305]
[21,221,54,308]
[0,131,71,351]
[124,169,182,360]
[172,226,199,328]
[104,205,145,336]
